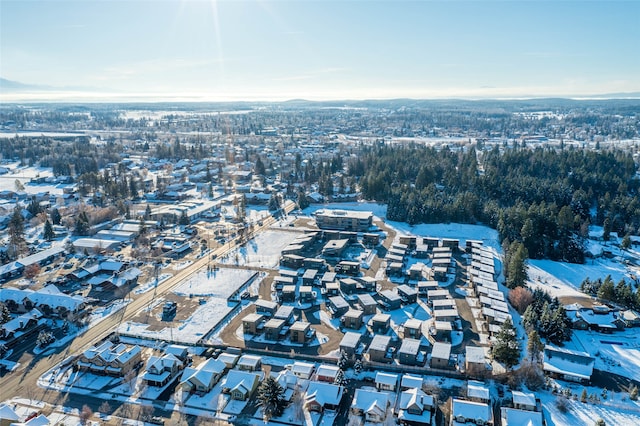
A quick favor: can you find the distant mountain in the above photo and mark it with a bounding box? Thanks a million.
[0,77,53,92]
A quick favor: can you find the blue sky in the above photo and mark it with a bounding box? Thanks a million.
[1,0,639,100]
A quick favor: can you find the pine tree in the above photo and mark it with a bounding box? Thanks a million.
[7,206,26,259]
[506,242,529,288]
[0,303,10,325]
[527,330,544,362]
[50,208,61,225]
[581,388,588,403]
[257,376,287,421]
[597,275,615,301]
[43,220,55,241]
[492,318,521,368]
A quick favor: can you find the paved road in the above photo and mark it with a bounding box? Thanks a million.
[0,202,295,420]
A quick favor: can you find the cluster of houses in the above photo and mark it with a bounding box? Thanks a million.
[242,301,316,344]
[464,243,511,339]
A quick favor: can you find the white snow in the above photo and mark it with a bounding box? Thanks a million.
[220,230,301,269]
[528,258,628,300]
[173,267,256,298]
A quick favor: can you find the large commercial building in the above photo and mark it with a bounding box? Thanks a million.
[315,209,373,232]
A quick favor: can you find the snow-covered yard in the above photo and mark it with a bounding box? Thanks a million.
[220,230,301,269]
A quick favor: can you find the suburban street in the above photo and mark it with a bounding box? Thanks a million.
[0,203,294,422]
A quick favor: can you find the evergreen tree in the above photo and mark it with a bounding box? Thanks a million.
[492,318,521,368]
[527,330,544,362]
[75,211,90,236]
[597,275,615,301]
[50,208,61,225]
[621,234,632,250]
[179,210,189,226]
[255,156,266,175]
[7,206,26,259]
[257,376,287,421]
[43,219,55,241]
[0,303,10,325]
[506,241,529,288]
[297,189,309,210]
[144,204,152,220]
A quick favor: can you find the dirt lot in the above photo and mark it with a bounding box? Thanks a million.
[127,292,202,331]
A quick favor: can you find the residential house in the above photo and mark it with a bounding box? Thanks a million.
[465,346,487,376]
[339,278,359,295]
[450,398,493,426]
[370,313,391,334]
[543,346,595,383]
[280,285,296,303]
[180,358,226,395]
[304,381,344,412]
[357,293,378,315]
[335,261,360,276]
[500,408,543,426]
[512,391,537,411]
[340,332,362,358]
[302,269,319,285]
[242,313,264,335]
[351,389,390,423]
[255,299,278,317]
[327,295,350,317]
[403,318,423,339]
[221,370,261,400]
[264,318,286,341]
[467,381,490,404]
[430,342,452,369]
[398,387,435,426]
[76,341,142,377]
[342,309,364,330]
[397,285,418,304]
[237,355,262,372]
[290,321,314,343]
[0,308,43,341]
[315,364,340,383]
[217,352,239,369]
[142,353,184,387]
[375,372,398,392]
[398,338,423,366]
[274,305,295,324]
[400,375,423,391]
[299,286,315,304]
[368,335,392,363]
[291,361,315,380]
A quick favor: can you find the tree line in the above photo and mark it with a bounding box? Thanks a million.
[350,144,639,263]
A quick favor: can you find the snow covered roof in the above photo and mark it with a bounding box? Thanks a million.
[431,342,451,360]
[375,372,398,387]
[340,331,361,348]
[501,407,543,426]
[543,346,595,380]
[401,374,423,390]
[0,285,85,312]
[291,361,315,377]
[351,389,390,412]
[467,380,490,401]
[0,404,20,421]
[466,346,486,364]
[305,381,343,407]
[399,338,421,356]
[512,391,537,408]
[451,398,492,425]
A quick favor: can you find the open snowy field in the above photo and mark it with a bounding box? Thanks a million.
[528,257,630,301]
[118,296,234,344]
[220,230,300,269]
[388,221,502,252]
[540,389,640,426]
[173,267,256,298]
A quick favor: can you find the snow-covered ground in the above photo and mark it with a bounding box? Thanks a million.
[388,221,503,253]
[540,388,640,426]
[173,267,256,298]
[220,230,301,269]
[119,267,258,344]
